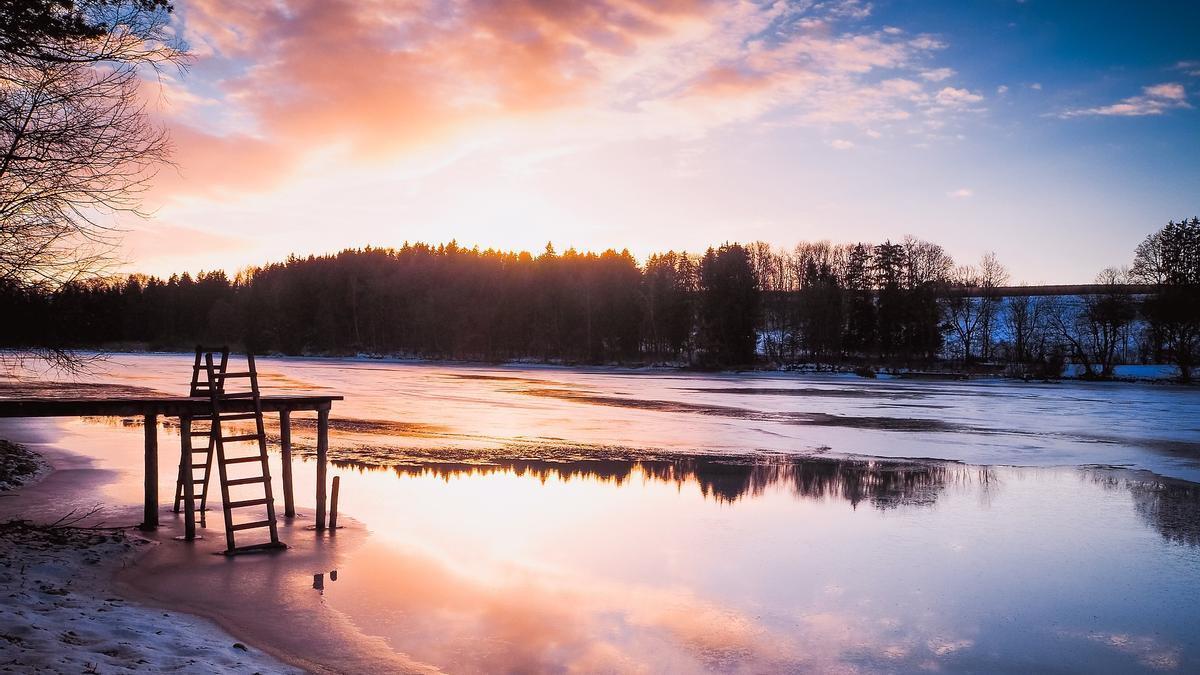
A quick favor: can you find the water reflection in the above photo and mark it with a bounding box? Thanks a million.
[388,454,979,506]
[1114,475,1200,547]
[343,455,970,508]
[322,455,1200,673]
[312,569,339,594]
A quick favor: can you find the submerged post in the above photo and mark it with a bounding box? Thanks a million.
[315,405,329,530]
[141,413,158,530]
[329,475,340,530]
[280,410,295,517]
[179,416,196,540]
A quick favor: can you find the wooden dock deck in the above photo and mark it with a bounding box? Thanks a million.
[0,394,343,533]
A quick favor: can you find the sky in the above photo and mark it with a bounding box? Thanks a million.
[123,0,1200,283]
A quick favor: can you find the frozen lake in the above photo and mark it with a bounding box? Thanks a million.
[3,353,1199,673]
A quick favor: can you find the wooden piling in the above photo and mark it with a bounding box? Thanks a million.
[316,406,329,530]
[279,410,295,517]
[329,475,340,530]
[180,416,196,540]
[141,413,158,530]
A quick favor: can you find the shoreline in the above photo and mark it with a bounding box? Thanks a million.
[0,417,432,674]
[0,431,299,673]
[8,347,1190,385]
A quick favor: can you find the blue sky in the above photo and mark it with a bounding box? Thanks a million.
[129,0,1198,283]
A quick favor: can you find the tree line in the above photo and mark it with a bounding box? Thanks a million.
[1,220,1197,380]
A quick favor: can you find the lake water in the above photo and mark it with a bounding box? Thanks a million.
[3,353,1200,673]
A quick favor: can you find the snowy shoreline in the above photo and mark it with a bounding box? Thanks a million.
[0,440,299,674]
[13,347,1191,384]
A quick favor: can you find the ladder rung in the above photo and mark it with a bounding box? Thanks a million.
[218,413,259,422]
[227,498,269,509]
[230,520,273,531]
[189,463,207,469]
[222,434,260,443]
[189,430,210,437]
[191,479,205,484]
[219,371,254,378]
[222,455,262,465]
[191,448,210,453]
[225,542,287,555]
[226,476,266,486]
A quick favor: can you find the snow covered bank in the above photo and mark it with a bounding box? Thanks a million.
[0,439,50,491]
[1062,364,1183,381]
[0,442,298,674]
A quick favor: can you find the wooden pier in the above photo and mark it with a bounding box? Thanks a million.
[0,394,342,532]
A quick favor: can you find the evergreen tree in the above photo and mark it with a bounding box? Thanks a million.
[697,244,760,366]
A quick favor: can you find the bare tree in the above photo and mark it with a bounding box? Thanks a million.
[977,252,1009,361]
[942,253,1006,363]
[901,236,953,288]
[1002,292,1046,364]
[943,264,983,362]
[1046,268,1136,379]
[0,0,182,290]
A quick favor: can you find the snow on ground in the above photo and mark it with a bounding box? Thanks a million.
[0,523,300,674]
[0,439,50,492]
[1063,363,1182,380]
[0,450,298,675]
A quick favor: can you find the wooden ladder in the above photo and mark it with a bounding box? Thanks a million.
[173,346,226,527]
[206,351,284,554]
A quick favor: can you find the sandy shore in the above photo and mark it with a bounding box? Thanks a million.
[0,434,298,673]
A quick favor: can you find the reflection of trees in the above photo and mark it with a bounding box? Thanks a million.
[1128,480,1200,547]
[382,456,962,510]
[1085,471,1200,548]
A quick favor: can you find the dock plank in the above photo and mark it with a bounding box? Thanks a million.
[0,395,343,418]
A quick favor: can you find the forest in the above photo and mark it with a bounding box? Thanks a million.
[1,219,1197,381]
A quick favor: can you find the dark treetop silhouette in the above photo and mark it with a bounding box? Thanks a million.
[2,220,1197,379]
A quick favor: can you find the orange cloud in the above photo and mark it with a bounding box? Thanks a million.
[151,1,958,202]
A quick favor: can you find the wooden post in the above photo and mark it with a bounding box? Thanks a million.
[316,406,329,530]
[179,416,196,540]
[279,410,295,517]
[329,475,340,530]
[141,413,158,530]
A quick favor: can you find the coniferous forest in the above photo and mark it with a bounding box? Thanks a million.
[2,220,1198,379]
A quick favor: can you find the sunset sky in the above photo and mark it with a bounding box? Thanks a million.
[127,0,1199,283]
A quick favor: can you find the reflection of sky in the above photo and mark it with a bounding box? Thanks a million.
[318,460,1197,673]
[6,354,1199,672]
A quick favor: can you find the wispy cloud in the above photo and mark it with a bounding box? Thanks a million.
[160,0,970,198]
[828,139,855,150]
[1176,60,1200,77]
[934,86,983,107]
[920,67,955,82]
[947,188,972,198]
[1054,82,1190,118]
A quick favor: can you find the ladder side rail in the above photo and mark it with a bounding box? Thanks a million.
[198,347,228,525]
[176,347,206,510]
[247,353,282,545]
[206,351,237,552]
[189,347,203,396]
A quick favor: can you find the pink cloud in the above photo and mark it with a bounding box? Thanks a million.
[1055,82,1191,118]
[154,1,965,199]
